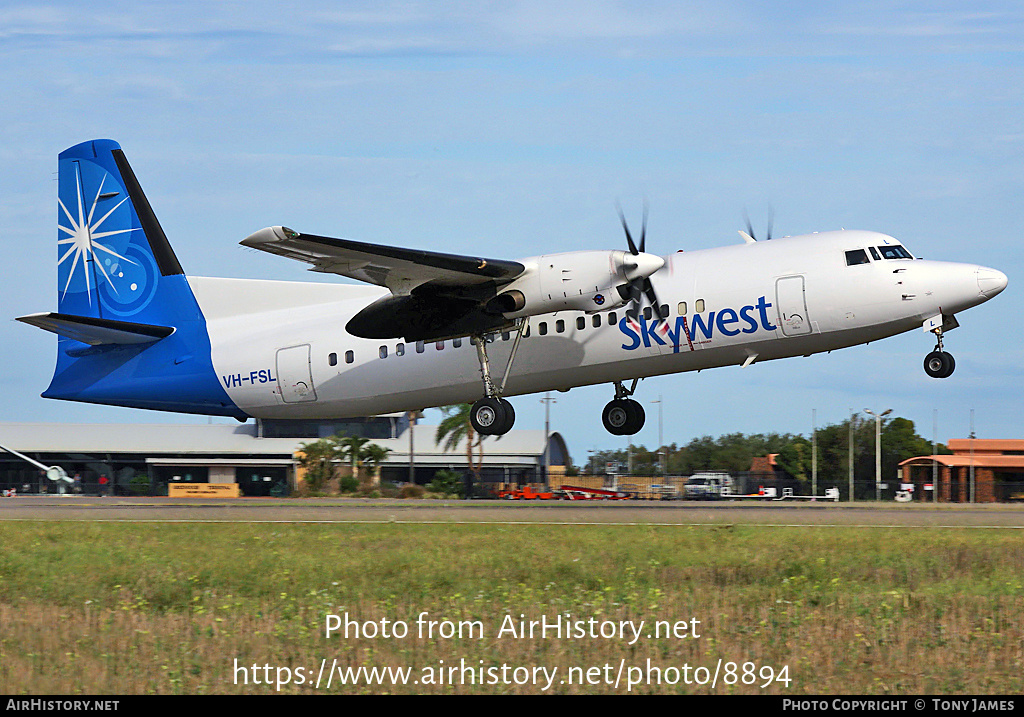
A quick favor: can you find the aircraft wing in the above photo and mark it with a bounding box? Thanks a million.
[241,226,525,294]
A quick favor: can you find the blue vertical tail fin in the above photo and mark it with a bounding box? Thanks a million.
[19,140,245,419]
[56,139,187,323]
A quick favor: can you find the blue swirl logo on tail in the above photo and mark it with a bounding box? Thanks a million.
[57,155,158,318]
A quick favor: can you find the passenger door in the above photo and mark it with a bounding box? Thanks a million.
[276,344,318,403]
[775,275,812,336]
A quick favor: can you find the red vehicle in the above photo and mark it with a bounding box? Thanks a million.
[559,485,633,500]
[497,485,556,500]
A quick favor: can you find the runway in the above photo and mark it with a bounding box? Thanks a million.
[3,495,1024,528]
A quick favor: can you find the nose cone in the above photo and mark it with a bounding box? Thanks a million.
[977,266,1008,299]
[622,252,666,281]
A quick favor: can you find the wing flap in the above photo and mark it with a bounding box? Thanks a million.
[241,226,525,292]
[17,312,175,346]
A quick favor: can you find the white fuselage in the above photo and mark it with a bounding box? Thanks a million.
[193,230,1002,419]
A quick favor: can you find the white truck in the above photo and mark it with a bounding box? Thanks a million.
[683,472,735,500]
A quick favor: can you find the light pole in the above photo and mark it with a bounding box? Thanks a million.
[932,408,938,503]
[811,408,817,498]
[651,395,664,475]
[407,410,417,485]
[864,408,892,501]
[969,408,976,504]
[849,408,855,502]
[540,392,556,489]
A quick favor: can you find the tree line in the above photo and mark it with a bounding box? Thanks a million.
[295,410,948,501]
[586,415,948,487]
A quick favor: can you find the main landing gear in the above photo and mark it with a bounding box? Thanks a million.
[469,319,527,436]
[602,379,646,436]
[468,323,648,437]
[924,325,955,379]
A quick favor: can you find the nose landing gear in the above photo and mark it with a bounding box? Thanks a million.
[602,379,646,435]
[924,323,955,379]
[924,350,955,378]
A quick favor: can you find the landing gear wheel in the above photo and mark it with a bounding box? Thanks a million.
[602,399,646,435]
[924,351,955,379]
[627,400,646,434]
[603,400,630,435]
[498,398,515,433]
[470,397,515,435]
[470,397,503,435]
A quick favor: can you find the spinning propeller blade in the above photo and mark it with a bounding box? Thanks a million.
[618,203,665,327]
[743,208,774,242]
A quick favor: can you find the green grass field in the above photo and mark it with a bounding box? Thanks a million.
[1,521,1022,694]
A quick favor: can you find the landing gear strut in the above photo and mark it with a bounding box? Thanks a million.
[469,319,527,436]
[602,379,646,435]
[924,325,955,379]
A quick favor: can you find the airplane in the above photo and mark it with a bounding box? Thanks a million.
[17,139,1008,437]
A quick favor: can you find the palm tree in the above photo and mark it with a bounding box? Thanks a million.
[337,434,372,481]
[362,443,392,487]
[296,437,342,492]
[298,433,393,493]
[435,404,484,489]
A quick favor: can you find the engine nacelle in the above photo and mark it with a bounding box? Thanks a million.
[491,250,664,318]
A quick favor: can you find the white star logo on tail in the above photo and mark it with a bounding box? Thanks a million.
[57,170,137,305]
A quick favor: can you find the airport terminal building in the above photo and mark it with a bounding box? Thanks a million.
[900,439,1024,502]
[0,417,570,497]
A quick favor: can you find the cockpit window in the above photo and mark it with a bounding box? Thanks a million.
[845,249,870,266]
[869,246,881,261]
[877,245,913,260]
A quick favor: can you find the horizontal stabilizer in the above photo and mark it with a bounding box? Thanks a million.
[17,312,174,346]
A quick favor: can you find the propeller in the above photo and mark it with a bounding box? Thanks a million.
[616,203,668,329]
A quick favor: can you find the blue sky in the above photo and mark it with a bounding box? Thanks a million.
[1,1,1022,461]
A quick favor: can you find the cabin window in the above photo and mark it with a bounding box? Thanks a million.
[846,249,870,266]
[379,346,388,359]
[328,352,338,366]
[577,316,586,330]
[608,311,617,325]
[416,341,425,354]
[592,314,601,328]
[643,306,652,320]
[345,350,354,364]
[453,338,462,348]
[396,343,405,356]
[878,245,913,260]
[677,302,687,316]
[539,322,548,336]
[869,247,881,261]
[502,331,510,341]
[556,319,565,333]
[436,341,444,351]
[695,299,705,313]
